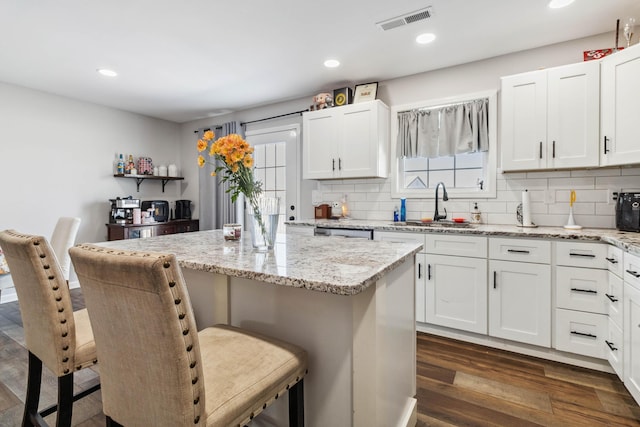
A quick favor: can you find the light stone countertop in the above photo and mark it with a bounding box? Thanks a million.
[98,230,422,296]
[288,219,640,257]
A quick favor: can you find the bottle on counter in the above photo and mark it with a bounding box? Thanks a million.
[117,154,124,175]
[393,206,399,222]
[471,202,482,224]
[400,198,407,222]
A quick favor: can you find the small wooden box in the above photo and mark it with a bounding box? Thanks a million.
[315,204,332,219]
[333,87,353,106]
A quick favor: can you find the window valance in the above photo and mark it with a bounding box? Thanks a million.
[397,97,489,159]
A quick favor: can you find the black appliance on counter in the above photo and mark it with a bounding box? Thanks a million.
[141,200,169,222]
[109,197,141,224]
[175,200,192,220]
[616,192,640,232]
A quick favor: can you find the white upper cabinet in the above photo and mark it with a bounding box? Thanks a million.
[501,61,600,171]
[601,44,640,166]
[303,100,389,180]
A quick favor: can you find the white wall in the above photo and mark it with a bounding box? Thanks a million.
[0,82,184,244]
[181,31,640,229]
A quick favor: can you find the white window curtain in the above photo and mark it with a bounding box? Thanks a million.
[397,97,489,159]
[198,121,244,230]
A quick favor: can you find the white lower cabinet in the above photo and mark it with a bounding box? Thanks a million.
[489,259,551,347]
[426,254,487,334]
[555,309,607,359]
[624,251,640,404]
[607,319,624,378]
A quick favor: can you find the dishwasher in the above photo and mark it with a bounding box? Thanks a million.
[313,227,374,240]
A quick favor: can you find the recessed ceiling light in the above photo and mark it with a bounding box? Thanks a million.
[416,33,436,44]
[324,59,340,68]
[97,68,118,77]
[548,0,575,9]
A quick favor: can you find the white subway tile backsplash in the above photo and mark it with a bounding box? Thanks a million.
[308,166,640,228]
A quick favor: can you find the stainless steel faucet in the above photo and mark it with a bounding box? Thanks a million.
[434,181,448,221]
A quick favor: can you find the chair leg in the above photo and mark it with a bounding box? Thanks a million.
[288,379,304,427]
[22,351,43,427]
[55,373,74,427]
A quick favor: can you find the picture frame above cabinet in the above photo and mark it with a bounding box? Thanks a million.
[302,99,389,180]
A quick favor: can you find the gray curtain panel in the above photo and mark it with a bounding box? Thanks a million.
[198,121,244,230]
[397,97,489,159]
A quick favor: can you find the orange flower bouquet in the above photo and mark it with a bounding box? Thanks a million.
[198,131,278,250]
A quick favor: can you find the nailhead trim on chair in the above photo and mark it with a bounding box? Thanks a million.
[31,238,74,375]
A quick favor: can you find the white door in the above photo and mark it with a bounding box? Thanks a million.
[426,254,487,334]
[245,124,301,232]
[601,44,640,166]
[500,70,547,171]
[489,260,551,347]
[547,61,600,169]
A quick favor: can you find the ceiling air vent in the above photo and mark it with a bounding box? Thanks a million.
[376,6,433,31]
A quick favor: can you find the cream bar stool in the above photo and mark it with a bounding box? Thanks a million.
[50,217,81,282]
[0,230,99,427]
[69,244,308,427]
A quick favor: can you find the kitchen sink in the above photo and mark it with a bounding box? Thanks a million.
[394,220,473,228]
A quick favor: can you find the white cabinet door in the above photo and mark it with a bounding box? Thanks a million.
[500,70,547,171]
[555,308,607,359]
[303,110,339,179]
[607,319,624,378]
[302,100,389,179]
[489,260,551,347]
[546,61,600,169]
[624,282,640,404]
[555,266,608,315]
[601,44,640,166]
[426,254,487,334]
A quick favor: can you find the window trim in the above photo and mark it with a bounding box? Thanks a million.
[390,90,498,199]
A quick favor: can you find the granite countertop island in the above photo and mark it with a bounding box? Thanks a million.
[289,218,640,256]
[99,229,421,296]
[98,229,420,427]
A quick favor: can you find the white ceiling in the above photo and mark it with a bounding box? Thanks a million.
[1,0,639,123]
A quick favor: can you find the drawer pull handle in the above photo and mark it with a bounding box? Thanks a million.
[626,269,640,278]
[570,331,597,339]
[493,271,497,289]
[606,257,618,264]
[569,253,596,258]
[570,288,597,294]
[332,159,335,171]
[428,264,431,281]
[605,293,619,302]
[605,340,618,351]
[507,249,530,254]
[418,263,422,279]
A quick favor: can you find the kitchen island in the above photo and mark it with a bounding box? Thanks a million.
[99,230,422,427]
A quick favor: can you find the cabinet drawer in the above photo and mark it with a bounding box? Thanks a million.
[554,308,607,359]
[426,234,487,258]
[555,241,608,269]
[555,266,608,314]
[606,319,624,378]
[608,271,624,329]
[607,245,624,277]
[489,238,550,264]
[375,231,426,251]
[624,251,640,290]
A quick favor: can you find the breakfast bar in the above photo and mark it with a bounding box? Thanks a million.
[99,230,422,427]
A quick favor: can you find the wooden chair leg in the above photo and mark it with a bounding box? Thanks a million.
[22,351,43,427]
[55,373,74,427]
[288,379,304,427]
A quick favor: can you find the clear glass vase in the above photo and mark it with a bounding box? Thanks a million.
[247,196,280,252]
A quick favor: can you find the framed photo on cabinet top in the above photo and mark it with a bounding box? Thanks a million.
[353,82,378,103]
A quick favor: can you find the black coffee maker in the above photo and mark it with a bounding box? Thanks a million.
[175,200,192,220]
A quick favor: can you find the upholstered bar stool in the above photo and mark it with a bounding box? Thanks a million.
[0,230,99,427]
[69,244,308,427]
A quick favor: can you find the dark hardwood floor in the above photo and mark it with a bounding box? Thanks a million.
[0,289,639,426]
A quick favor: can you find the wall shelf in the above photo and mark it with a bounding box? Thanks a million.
[113,174,184,192]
